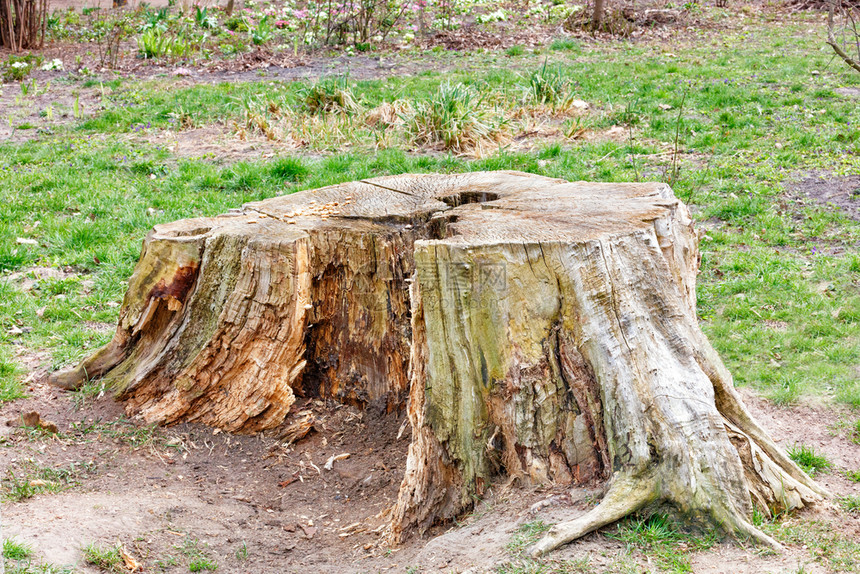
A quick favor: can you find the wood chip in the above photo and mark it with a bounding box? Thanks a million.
[324,452,351,471]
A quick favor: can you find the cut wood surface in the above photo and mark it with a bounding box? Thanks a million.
[50,171,827,552]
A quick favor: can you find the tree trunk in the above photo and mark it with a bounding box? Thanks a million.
[592,0,605,30]
[50,172,828,552]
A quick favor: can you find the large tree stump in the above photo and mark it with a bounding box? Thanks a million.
[50,171,828,552]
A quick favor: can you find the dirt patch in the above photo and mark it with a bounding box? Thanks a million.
[1,383,414,572]
[142,124,295,163]
[2,373,859,573]
[790,172,860,221]
[739,388,860,496]
[835,87,860,98]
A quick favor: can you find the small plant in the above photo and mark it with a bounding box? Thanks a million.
[139,6,169,32]
[176,536,218,571]
[137,28,192,59]
[846,469,860,483]
[301,76,360,115]
[235,540,248,560]
[250,15,273,45]
[840,494,860,515]
[787,445,831,476]
[83,542,124,573]
[189,558,218,571]
[71,378,106,410]
[524,59,573,109]
[3,54,43,82]
[3,537,33,560]
[504,45,524,57]
[194,5,217,29]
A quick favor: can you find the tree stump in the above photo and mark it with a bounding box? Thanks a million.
[50,171,827,553]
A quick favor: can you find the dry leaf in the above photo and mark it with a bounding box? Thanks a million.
[119,546,141,572]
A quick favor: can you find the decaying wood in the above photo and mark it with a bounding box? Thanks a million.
[51,171,828,553]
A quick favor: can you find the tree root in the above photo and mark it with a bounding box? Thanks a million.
[529,473,656,557]
[529,469,785,557]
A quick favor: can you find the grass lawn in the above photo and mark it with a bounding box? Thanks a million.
[2,12,858,408]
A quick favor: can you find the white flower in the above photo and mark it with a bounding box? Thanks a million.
[40,59,64,71]
[11,62,28,69]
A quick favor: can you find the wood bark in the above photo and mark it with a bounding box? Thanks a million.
[50,171,828,552]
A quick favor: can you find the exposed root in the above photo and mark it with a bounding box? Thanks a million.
[733,517,783,551]
[529,471,785,558]
[529,473,656,557]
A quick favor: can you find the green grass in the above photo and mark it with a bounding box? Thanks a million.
[763,519,860,572]
[3,538,33,560]
[0,344,26,403]
[189,557,218,571]
[4,562,76,574]
[604,514,718,573]
[497,521,596,573]
[505,521,551,555]
[787,444,832,476]
[2,461,95,501]
[174,536,217,572]
[67,417,159,448]
[840,495,860,515]
[82,542,124,573]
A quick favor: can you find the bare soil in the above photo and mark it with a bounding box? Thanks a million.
[1,377,858,573]
[791,173,860,221]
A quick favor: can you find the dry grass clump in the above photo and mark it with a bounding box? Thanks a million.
[405,82,510,154]
[235,70,596,155]
[301,76,361,116]
[365,100,412,128]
